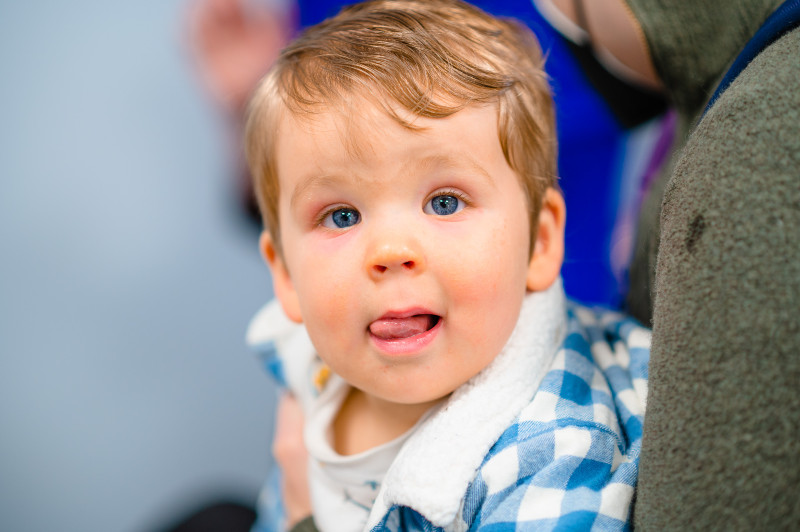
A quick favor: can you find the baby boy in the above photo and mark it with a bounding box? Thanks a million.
[245,1,650,530]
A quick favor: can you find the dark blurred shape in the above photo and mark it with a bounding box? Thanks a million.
[563,39,667,128]
[158,500,256,532]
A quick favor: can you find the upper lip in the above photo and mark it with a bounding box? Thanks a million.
[373,307,440,321]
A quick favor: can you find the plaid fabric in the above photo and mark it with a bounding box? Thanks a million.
[372,305,650,531]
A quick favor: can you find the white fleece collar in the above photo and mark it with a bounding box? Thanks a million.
[366,281,567,530]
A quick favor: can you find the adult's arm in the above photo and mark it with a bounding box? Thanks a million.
[272,394,315,530]
[634,24,800,529]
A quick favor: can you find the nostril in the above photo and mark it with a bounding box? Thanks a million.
[402,261,414,269]
[373,265,387,273]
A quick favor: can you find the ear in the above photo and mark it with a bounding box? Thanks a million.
[260,231,303,323]
[526,188,566,292]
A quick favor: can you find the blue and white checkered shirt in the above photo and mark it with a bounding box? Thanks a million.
[248,281,650,531]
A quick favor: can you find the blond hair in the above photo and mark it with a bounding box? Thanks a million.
[245,0,557,253]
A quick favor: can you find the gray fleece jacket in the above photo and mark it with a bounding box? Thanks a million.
[623,0,800,529]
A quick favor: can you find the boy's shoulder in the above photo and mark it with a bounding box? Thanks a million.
[462,304,650,530]
[523,303,651,441]
[246,299,322,409]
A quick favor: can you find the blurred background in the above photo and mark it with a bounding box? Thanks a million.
[0,1,277,530]
[0,0,670,529]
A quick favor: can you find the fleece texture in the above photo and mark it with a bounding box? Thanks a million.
[623,0,800,529]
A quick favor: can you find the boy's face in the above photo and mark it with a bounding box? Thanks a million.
[264,100,563,409]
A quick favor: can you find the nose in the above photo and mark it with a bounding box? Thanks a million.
[366,238,426,279]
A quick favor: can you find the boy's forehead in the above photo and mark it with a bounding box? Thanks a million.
[277,91,498,157]
[274,99,510,202]
[278,104,383,170]
[282,93,404,137]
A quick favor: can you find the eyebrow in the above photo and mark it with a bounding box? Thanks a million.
[288,153,498,209]
[413,154,497,189]
[290,173,349,210]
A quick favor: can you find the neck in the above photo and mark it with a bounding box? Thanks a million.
[544,0,661,89]
[333,387,444,456]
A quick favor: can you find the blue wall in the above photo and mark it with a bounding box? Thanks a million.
[0,1,277,530]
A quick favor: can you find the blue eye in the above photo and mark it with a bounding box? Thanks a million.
[323,207,360,228]
[426,194,463,216]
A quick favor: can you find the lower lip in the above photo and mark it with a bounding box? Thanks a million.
[369,318,442,357]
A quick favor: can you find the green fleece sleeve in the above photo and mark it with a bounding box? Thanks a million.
[633,26,800,530]
[290,516,318,532]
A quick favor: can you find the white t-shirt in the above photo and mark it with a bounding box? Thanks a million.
[304,375,440,532]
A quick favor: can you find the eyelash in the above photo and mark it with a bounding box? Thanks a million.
[426,188,471,208]
[422,188,473,214]
[312,188,472,227]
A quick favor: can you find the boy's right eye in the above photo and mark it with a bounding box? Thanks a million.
[322,207,361,229]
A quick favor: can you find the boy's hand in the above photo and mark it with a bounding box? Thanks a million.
[273,393,312,528]
[187,0,293,113]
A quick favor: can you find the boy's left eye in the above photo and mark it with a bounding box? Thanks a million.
[321,207,361,229]
[424,194,464,216]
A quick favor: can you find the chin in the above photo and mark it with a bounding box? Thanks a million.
[379,387,452,408]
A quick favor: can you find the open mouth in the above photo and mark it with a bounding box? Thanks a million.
[368,314,441,341]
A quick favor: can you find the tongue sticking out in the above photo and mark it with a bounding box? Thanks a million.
[369,315,438,340]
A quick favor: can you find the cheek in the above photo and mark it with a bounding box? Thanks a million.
[440,213,530,291]
[297,282,356,371]
[296,265,352,328]
[439,210,530,343]
[288,232,360,310]
[289,243,365,357]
